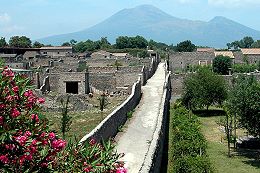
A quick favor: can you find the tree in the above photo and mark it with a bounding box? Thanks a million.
[0,37,7,47]
[175,40,196,52]
[60,96,72,140]
[213,55,232,75]
[9,36,32,48]
[227,75,260,137]
[32,41,44,48]
[252,40,260,48]
[182,68,228,110]
[61,42,71,46]
[100,37,111,49]
[241,36,254,48]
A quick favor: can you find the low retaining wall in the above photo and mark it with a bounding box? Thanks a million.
[79,78,142,143]
[139,71,171,173]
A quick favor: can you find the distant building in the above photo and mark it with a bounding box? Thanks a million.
[214,51,235,59]
[40,46,73,57]
[197,48,215,52]
[241,48,260,64]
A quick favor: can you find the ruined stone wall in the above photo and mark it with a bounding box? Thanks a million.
[89,73,116,91]
[79,78,142,143]
[169,52,215,73]
[58,72,88,94]
[88,66,143,73]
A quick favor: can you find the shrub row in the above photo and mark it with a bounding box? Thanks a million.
[170,106,214,173]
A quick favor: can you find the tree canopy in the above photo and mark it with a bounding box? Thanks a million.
[182,68,228,110]
[227,36,260,49]
[227,75,260,136]
[175,40,196,52]
[213,55,232,75]
[0,37,7,47]
[115,35,148,49]
[9,36,32,48]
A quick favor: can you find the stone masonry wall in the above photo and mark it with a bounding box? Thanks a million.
[140,71,171,173]
[79,78,142,143]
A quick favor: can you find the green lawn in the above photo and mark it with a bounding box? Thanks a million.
[200,115,260,173]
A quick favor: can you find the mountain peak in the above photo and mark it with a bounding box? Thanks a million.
[210,16,230,22]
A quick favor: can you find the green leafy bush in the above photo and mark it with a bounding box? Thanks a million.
[170,106,214,173]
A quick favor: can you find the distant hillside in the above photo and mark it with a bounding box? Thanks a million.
[37,4,260,48]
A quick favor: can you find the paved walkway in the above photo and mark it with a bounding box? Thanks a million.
[115,63,166,173]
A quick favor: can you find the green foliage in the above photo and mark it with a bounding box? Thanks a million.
[9,36,32,48]
[32,41,44,48]
[0,58,5,67]
[213,55,232,75]
[227,75,260,136]
[115,35,148,49]
[138,50,148,58]
[73,39,101,53]
[98,93,108,111]
[182,68,228,110]
[227,36,255,49]
[127,110,134,119]
[232,63,258,73]
[57,138,125,172]
[170,107,214,173]
[61,42,71,46]
[60,96,72,140]
[0,37,8,47]
[77,61,88,72]
[175,40,196,52]
[252,40,260,48]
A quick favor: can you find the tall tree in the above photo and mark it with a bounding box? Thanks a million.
[0,37,7,47]
[182,68,228,110]
[227,75,260,137]
[213,55,232,75]
[9,36,32,48]
[175,40,196,52]
[32,41,44,48]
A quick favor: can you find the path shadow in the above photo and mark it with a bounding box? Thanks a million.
[235,148,260,169]
[192,109,226,117]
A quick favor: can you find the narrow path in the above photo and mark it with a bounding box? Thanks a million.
[115,63,166,173]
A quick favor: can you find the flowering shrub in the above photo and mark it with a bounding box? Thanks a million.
[57,139,127,173]
[0,67,66,172]
[0,67,126,173]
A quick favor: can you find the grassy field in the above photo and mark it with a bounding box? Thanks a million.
[199,114,260,173]
[44,95,127,141]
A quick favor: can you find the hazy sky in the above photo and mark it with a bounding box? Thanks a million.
[1,0,260,40]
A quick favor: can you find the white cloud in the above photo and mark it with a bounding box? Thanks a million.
[208,0,260,7]
[0,13,11,23]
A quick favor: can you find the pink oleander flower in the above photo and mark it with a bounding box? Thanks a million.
[0,103,5,109]
[31,139,37,145]
[41,162,48,168]
[5,144,15,150]
[89,138,96,146]
[24,131,32,137]
[0,154,9,164]
[37,97,45,104]
[24,90,34,97]
[51,139,66,151]
[31,114,39,123]
[116,167,127,173]
[2,68,15,78]
[6,95,14,102]
[83,167,91,172]
[12,86,19,93]
[0,116,3,125]
[11,108,21,118]
[14,135,28,146]
[48,132,55,140]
